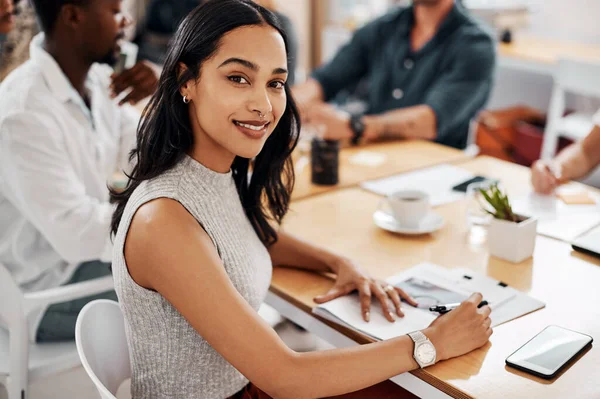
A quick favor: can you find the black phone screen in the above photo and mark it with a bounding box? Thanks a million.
[451,176,496,193]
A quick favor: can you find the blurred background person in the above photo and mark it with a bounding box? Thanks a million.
[0,0,39,81]
[293,0,496,149]
[0,0,158,343]
[531,109,600,194]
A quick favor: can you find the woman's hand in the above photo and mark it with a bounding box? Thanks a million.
[313,258,418,322]
[425,293,493,362]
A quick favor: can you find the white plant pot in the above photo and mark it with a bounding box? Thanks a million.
[488,215,537,263]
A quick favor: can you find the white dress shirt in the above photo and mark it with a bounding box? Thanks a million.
[594,109,600,128]
[0,34,138,339]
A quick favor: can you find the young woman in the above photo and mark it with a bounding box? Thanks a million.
[111,1,492,398]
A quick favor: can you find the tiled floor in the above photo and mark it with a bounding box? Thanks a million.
[0,321,333,399]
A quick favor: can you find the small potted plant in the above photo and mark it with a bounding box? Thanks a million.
[479,184,537,263]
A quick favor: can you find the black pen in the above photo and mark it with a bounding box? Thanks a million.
[429,300,489,314]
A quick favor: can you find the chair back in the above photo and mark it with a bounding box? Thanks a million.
[0,262,25,327]
[75,300,131,399]
[541,57,600,159]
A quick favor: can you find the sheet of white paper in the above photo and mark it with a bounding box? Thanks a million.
[360,164,474,207]
[348,151,387,167]
[314,294,436,341]
[512,190,600,242]
[538,214,600,242]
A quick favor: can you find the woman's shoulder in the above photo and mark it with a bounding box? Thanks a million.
[119,172,200,247]
[124,162,187,213]
[130,196,197,236]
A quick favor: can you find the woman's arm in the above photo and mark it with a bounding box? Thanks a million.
[268,229,342,273]
[125,199,491,399]
[555,125,600,181]
[532,125,600,193]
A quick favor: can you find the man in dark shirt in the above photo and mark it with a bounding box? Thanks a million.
[293,0,496,149]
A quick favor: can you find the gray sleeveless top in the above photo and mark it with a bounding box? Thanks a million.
[112,155,272,399]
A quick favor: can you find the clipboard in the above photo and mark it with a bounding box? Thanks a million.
[449,267,544,327]
[387,263,545,328]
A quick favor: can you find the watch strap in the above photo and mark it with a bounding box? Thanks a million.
[349,114,365,145]
[408,330,427,344]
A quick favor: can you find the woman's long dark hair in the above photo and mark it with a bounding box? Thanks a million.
[110,0,300,246]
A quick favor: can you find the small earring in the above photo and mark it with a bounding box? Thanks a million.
[183,95,190,104]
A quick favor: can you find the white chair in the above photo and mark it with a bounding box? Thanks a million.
[540,57,600,160]
[464,117,481,158]
[75,300,130,399]
[73,300,282,399]
[0,262,114,399]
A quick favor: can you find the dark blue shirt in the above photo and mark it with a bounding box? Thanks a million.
[312,4,496,149]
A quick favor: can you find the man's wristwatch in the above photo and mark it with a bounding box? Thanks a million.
[408,331,437,368]
[349,114,365,145]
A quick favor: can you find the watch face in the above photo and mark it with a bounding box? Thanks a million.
[416,342,436,364]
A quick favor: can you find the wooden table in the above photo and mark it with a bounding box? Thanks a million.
[292,140,469,201]
[498,35,600,75]
[270,156,600,398]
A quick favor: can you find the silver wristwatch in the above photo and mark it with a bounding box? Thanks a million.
[408,331,437,368]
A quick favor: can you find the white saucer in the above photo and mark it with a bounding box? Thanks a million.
[373,210,445,235]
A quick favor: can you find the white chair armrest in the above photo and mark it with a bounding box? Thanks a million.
[23,276,114,311]
[464,144,480,158]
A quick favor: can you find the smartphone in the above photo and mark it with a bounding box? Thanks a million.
[451,176,498,193]
[505,325,593,379]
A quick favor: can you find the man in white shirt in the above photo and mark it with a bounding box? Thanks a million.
[532,110,600,194]
[0,0,157,342]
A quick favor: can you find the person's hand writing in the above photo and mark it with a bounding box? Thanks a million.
[424,293,492,362]
[531,160,562,194]
[110,61,159,106]
[313,258,418,322]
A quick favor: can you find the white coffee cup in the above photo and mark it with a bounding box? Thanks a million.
[381,190,430,227]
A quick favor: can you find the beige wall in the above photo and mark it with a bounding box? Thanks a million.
[525,0,600,45]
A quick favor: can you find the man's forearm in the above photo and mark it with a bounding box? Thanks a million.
[362,105,437,142]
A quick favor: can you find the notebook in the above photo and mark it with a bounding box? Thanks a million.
[572,229,600,259]
[512,190,600,242]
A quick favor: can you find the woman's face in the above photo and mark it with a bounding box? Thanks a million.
[183,24,288,161]
[0,0,15,35]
